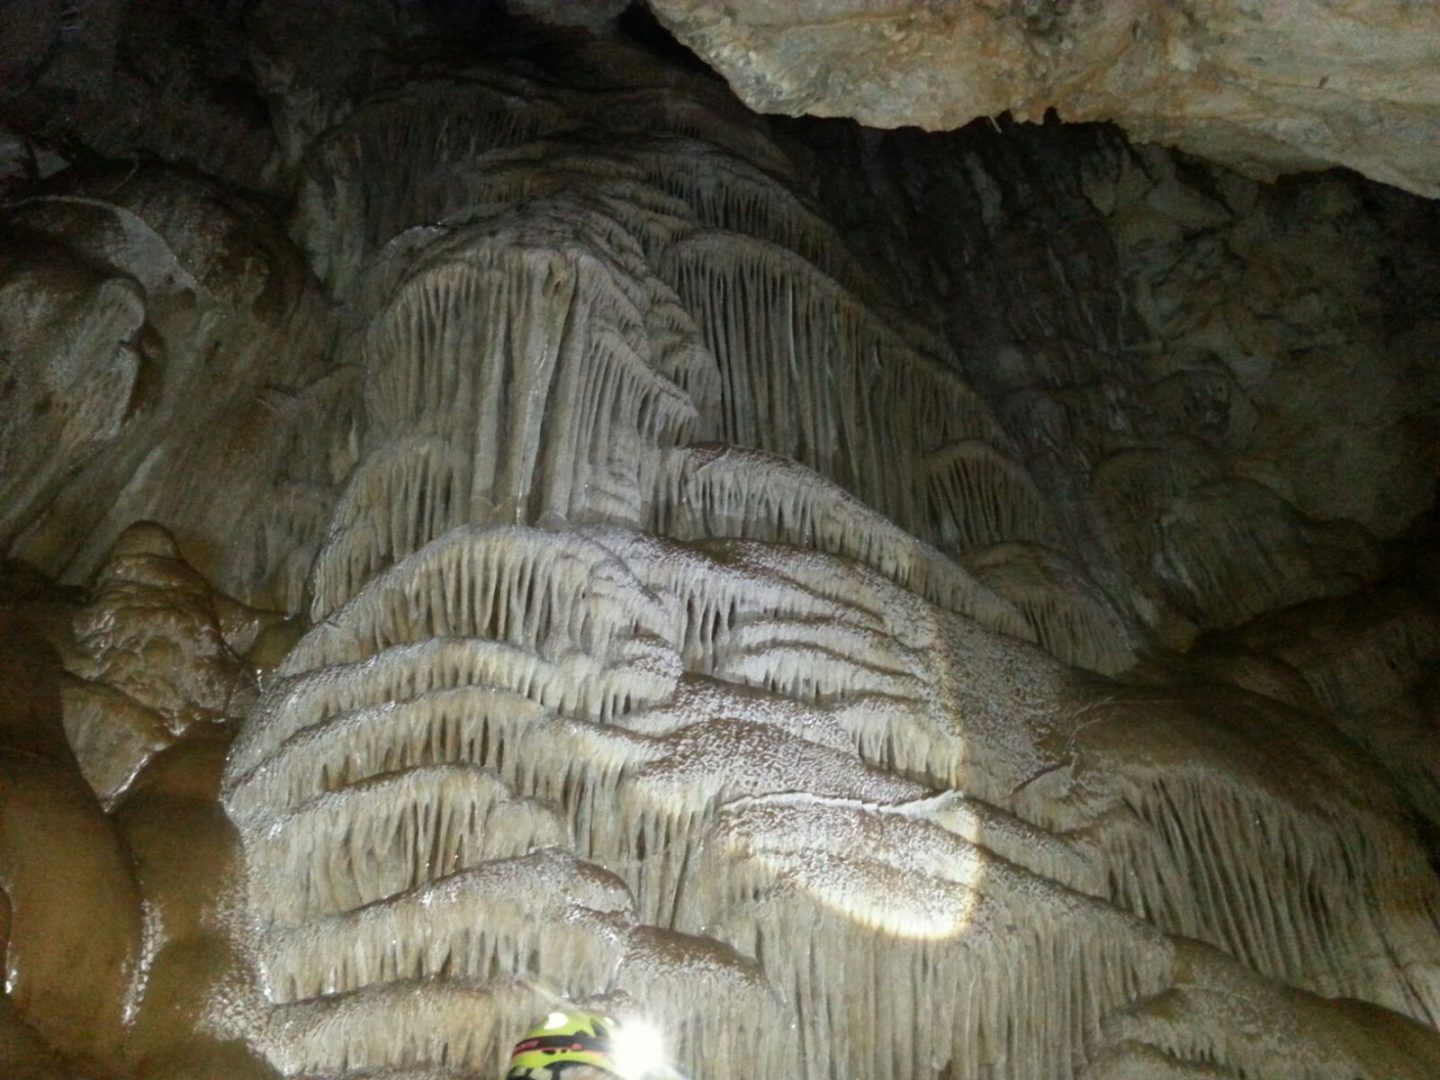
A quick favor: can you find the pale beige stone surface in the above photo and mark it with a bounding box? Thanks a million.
[648,0,1440,196]
[0,6,1436,1078]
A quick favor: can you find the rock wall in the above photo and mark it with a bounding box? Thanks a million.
[1,6,1437,1079]
[792,115,1439,632]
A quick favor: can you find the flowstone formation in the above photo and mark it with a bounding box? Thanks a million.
[2,6,1439,1079]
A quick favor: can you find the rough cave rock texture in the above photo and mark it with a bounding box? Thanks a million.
[646,0,1440,198]
[1,4,1439,1079]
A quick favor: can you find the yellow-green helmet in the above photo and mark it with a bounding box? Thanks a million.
[504,1009,620,1078]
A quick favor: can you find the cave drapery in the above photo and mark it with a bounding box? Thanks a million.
[1,3,1439,1079]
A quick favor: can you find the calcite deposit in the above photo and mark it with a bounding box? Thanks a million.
[0,4,1437,1078]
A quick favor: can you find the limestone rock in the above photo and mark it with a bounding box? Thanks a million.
[0,0,276,190]
[60,522,262,805]
[1195,584,1440,829]
[790,117,1438,652]
[0,7,1437,1079]
[58,679,172,809]
[647,0,1440,197]
[0,612,142,1077]
[0,167,343,609]
[0,998,74,1080]
[115,735,278,1080]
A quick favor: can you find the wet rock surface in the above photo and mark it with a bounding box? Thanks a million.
[0,5,1436,1078]
[61,522,262,805]
[0,608,141,1076]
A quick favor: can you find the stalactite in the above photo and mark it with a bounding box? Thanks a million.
[659,230,1009,529]
[261,846,632,998]
[185,32,1440,1080]
[304,213,706,620]
[634,141,875,296]
[1191,589,1440,828]
[227,685,539,821]
[296,525,678,672]
[246,766,572,926]
[293,78,571,292]
[1094,940,1440,1079]
[643,290,722,441]
[965,542,1138,674]
[309,436,467,618]
[1064,687,1440,1027]
[688,794,1175,1080]
[615,719,923,925]
[228,635,678,795]
[255,977,549,1076]
[926,439,1058,552]
[655,444,1034,639]
[614,925,800,1080]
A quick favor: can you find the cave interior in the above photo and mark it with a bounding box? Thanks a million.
[1,2,1439,1079]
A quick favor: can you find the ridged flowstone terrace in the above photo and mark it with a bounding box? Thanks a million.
[0,13,1437,1080]
[210,46,1440,1080]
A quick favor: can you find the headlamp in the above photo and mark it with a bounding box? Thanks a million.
[610,1017,668,1079]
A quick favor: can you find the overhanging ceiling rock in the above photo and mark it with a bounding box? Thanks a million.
[646,0,1440,198]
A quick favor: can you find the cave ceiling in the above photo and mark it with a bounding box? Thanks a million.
[646,0,1440,199]
[0,3,1439,1079]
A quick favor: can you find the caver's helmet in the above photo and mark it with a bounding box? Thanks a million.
[504,1009,622,1078]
